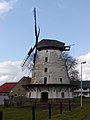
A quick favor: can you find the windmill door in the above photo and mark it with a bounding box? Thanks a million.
[41,92,48,101]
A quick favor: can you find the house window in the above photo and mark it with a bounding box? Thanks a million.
[15,94,17,96]
[44,77,47,84]
[83,88,87,90]
[84,93,88,95]
[61,92,65,98]
[44,68,47,72]
[45,57,48,62]
[60,78,62,82]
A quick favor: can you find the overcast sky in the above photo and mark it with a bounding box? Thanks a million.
[0,0,90,85]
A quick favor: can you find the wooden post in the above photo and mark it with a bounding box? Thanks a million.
[48,104,51,119]
[60,102,62,114]
[35,99,36,108]
[69,99,71,111]
[0,111,3,120]
[32,106,35,120]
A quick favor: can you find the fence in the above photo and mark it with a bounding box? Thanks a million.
[0,100,79,120]
[31,99,73,120]
[0,111,2,120]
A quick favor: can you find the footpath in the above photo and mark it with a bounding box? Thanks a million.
[84,114,90,120]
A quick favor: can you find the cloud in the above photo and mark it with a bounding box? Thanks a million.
[0,60,21,85]
[0,60,32,85]
[77,52,90,80]
[0,0,17,15]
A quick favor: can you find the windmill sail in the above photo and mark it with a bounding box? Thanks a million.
[21,8,40,70]
[33,8,40,65]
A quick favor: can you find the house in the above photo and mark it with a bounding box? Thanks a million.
[9,76,31,98]
[0,82,17,105]
[74,81,90,97]
[0,82,17,96]
[0,76,31,105]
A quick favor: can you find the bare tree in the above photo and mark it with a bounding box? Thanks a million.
[63,52,79,81]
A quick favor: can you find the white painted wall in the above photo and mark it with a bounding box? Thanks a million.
[0,96,9,105]
[27,86,73,99]
[32,49,70,84]
[74,88,90,98]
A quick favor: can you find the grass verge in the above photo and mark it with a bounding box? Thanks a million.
[52,105,90,120]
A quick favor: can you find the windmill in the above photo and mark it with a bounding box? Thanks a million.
[21,8,40,71]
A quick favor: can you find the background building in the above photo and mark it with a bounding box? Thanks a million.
[74,81,90,98]
[0,82,17,105]
[10,76,31,97]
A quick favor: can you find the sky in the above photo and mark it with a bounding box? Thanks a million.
[0,0,90,85]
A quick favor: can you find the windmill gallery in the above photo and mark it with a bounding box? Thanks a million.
[21,8,77,101]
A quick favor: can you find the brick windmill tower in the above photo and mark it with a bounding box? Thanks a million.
[22,8,75,101]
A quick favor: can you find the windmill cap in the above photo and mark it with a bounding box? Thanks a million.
[37,39,66,51]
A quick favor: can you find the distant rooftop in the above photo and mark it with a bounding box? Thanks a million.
[0,82,17,93]
[82,81,90,88]
[71,81,90,88]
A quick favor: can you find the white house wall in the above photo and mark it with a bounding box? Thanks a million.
[74,88,90,98]
[0,96,9,105]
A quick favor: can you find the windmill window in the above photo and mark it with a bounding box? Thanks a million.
[61,92,65,98]
[44,68,47,72]
[44,77,47,84]
[29,92,31,98]
[45,57,48,62]
[60,78,62,82]
[84,93,88,95]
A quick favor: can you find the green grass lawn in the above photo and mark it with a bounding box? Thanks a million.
[52,105,90,120]
[0,98,90,120]
[0,107,60,120]
[1,106,90,120]
[0,107,52,120]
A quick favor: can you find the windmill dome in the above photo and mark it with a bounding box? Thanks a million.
[37,39,65,51]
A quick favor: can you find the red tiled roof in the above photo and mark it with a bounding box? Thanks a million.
[0,82,17,93]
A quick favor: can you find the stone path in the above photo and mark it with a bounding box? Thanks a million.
[84,114,90,120]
